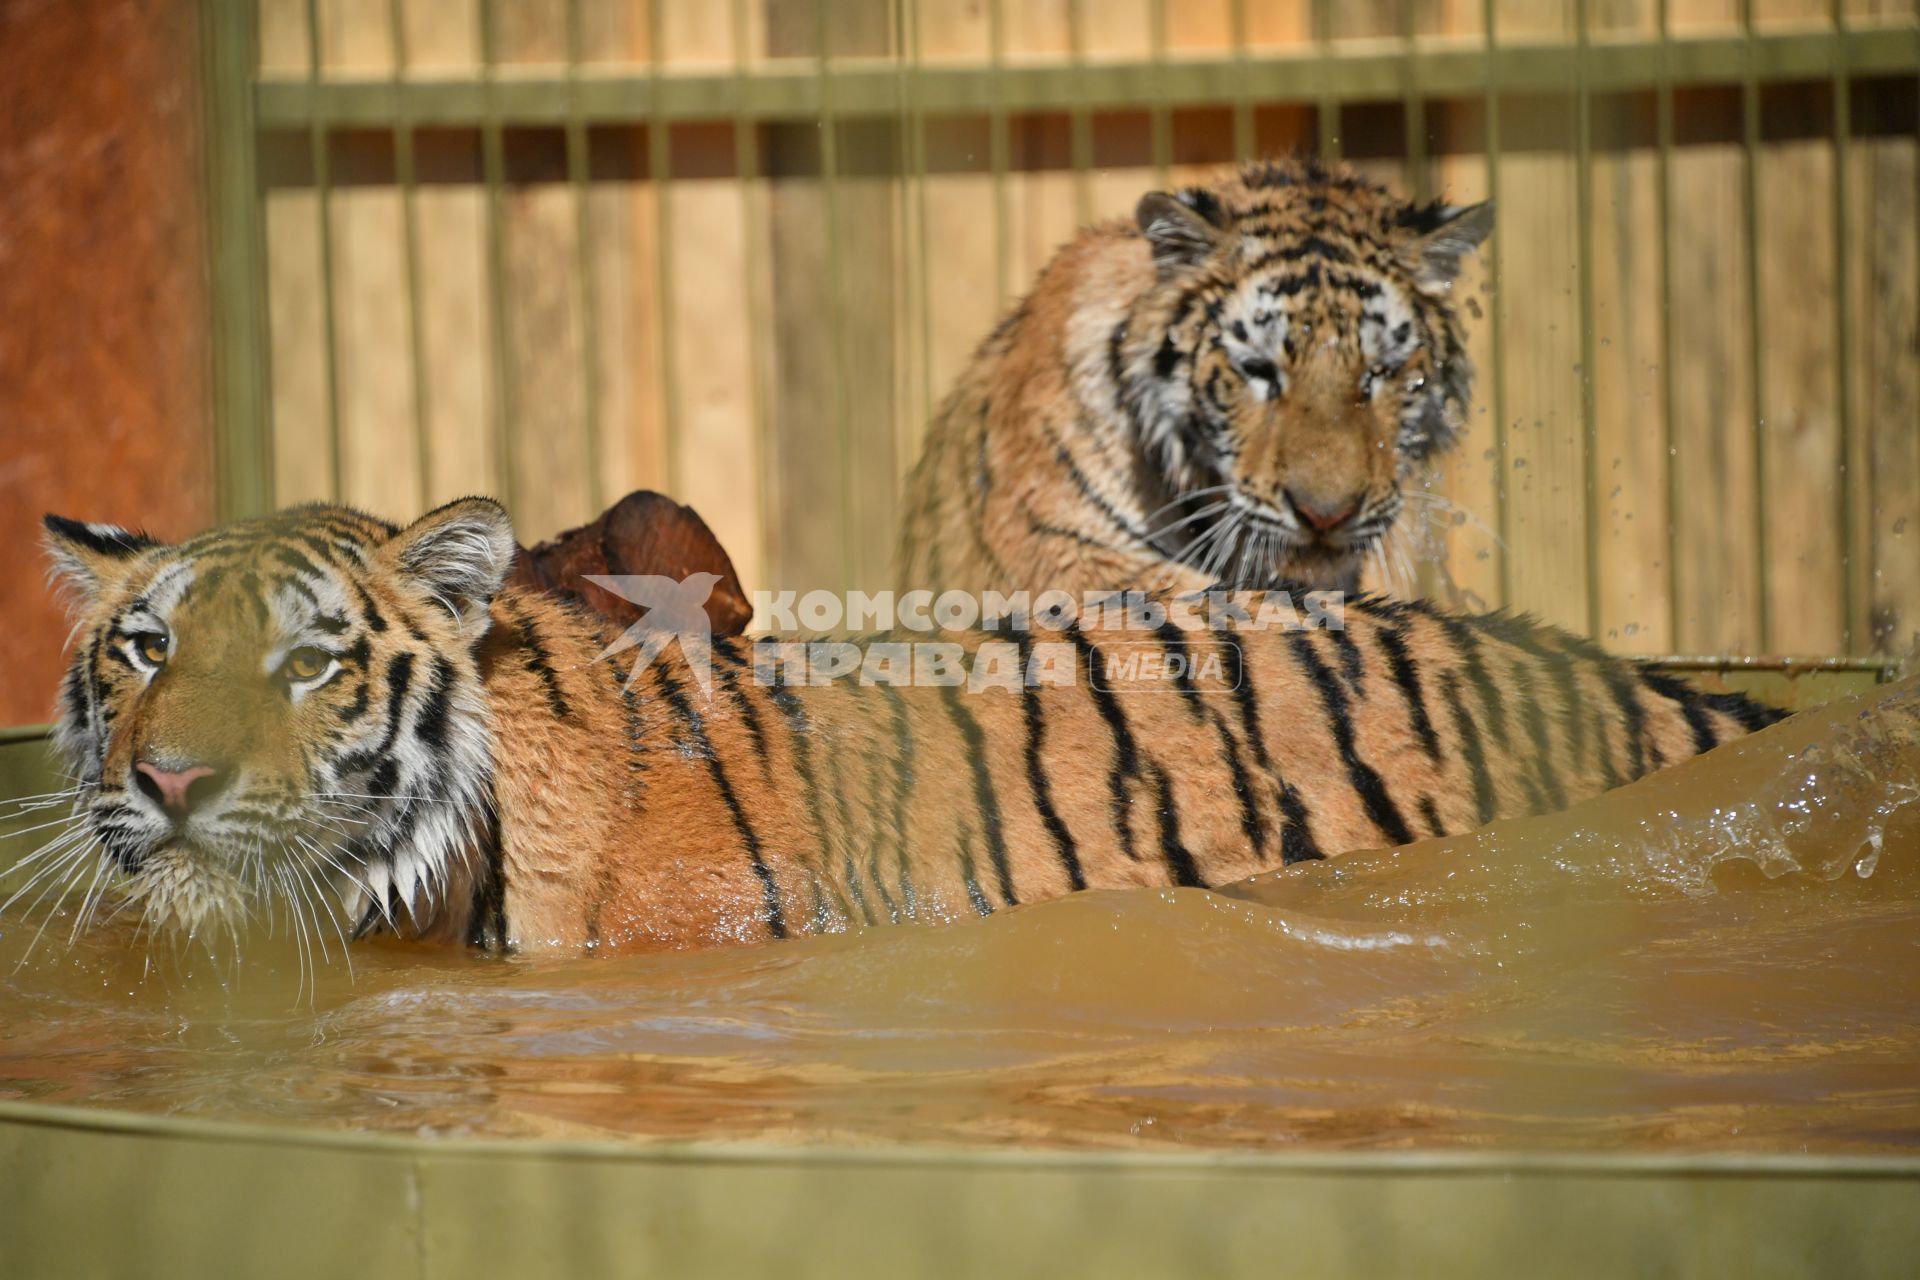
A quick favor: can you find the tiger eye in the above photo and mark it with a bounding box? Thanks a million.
[285,646,330,681]
[138,634,169,665]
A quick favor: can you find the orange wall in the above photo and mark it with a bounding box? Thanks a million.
[0,0,214,725]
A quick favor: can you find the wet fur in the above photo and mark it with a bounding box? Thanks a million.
[36,502,1786,956]
[898,157,1493,599]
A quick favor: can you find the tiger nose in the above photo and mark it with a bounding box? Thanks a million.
[134,760,220,817]
[1285,489,1362,534]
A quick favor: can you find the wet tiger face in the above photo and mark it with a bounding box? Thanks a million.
[1123,162,1493,592]
[36,500,515,939]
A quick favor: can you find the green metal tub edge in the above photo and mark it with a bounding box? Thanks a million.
[2,1097,1918,1279]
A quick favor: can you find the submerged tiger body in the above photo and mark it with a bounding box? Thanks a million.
[31,500,1783,954]
[899,157,1494,599]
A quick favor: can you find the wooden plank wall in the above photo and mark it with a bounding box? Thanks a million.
[255,0,1918,655]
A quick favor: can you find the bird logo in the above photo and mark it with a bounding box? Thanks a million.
[585,572,722,697]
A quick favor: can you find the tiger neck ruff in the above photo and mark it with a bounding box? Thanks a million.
[35,499,1782,955]
[898,157,1493,600]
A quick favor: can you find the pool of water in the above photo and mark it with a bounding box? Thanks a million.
[2,678,1917,1153]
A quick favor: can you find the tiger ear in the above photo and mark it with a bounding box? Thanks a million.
[1407,200,1494,295]
[382,497,517,634]
[43,515,160,604]
[1136,188,1230,271]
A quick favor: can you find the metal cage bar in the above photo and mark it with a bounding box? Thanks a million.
[1067,0,1093,226]
[646,0,681,500]
[735,0,777,591]
[813,0,857,584]
[565,0,606,513]
[477,0,517,515]
[304,0,344,501]
[987,0,1011,310]
[1576,0,1601,640]
[1656,0,1684,652]
[1313,0,1340,161]
[254,28,1920,127]
[1740,0,1772,652]
[387,0,431,514]
[1829,0,1858,654]
[1481,0,1511,611]
[200,0,273,521]
[1148,0,1170,187]
[902,0,935,481]
[1228,0,1253,161]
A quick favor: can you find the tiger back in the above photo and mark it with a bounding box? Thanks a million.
[28,500,1785,955]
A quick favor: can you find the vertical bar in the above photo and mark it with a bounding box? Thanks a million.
[564,0,604,512]
[478,0,517,514]
[1656,0,1683,647]
[388,0,431,513]
[1067,0,1092,223]
[905,0,935,469]
[1576,0,1601,638]
[988,0,1011,307]
[305,0,344,501]
[734,0,776,585]
[1830,0,1857,653]
[814,0,857,582]
[199,0,274,520]
[1402,0,1429,202]
[1482,0,1510,609]
[1404,0,1437,597]
[1149,0,1170,187]
[1229,0,1253,161]
[1739,0,1770,651]
[648,0,681,497]
[1313,0,1340,160]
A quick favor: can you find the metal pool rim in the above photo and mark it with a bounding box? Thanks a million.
[4,1097,1919,1279]
[4,1096,1919,1175]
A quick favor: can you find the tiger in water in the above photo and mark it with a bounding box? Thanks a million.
[16,499,1783,955]
[898,157,1493,600]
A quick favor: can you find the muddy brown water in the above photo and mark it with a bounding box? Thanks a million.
[2,679,1917,1153]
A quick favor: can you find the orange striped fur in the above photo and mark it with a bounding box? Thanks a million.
[36,501,1784,955]
[899,157,1494,599]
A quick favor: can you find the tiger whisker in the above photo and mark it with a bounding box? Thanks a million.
[1138,484,1233,534]
[0,811,91,843]
[0,787,88,815]
[272,865,313,1001]
[1,822,93,878]
[67,842,118,946]
[0,825,98,914]
[16,842,104,967]
[307,791,460,806]
[1143,498,1233,541]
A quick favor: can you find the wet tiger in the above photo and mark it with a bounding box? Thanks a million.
[24,499,1781,955]
[898,157,1493,599]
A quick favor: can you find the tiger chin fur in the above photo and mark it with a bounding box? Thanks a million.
[898,156,1494,600]
[31,500,1786,956]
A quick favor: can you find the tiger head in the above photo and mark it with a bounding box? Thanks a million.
[36,499,516,942]
[1120,159,1492,592]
